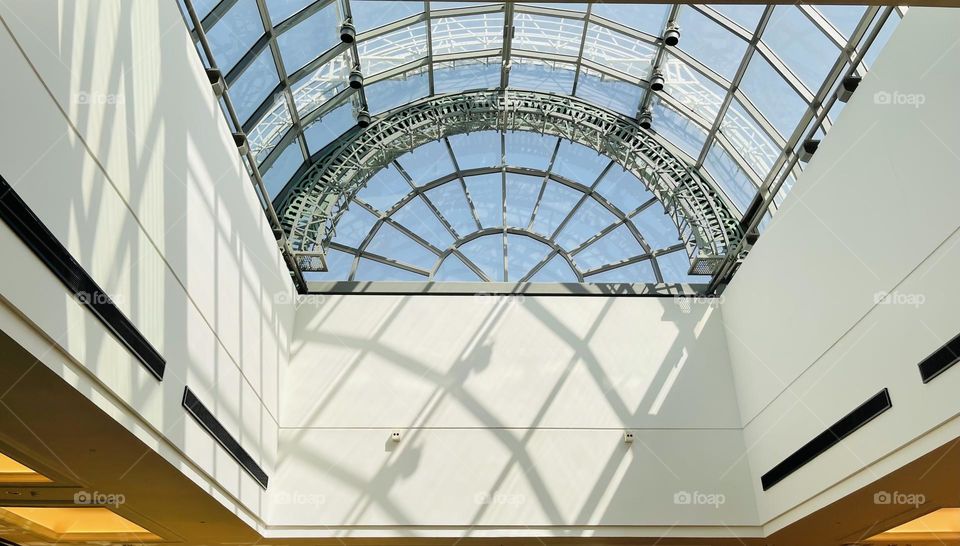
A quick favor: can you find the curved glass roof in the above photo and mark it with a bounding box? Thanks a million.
[177,0,905,284]
[308,131,701,283]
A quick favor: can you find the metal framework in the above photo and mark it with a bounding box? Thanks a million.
[279,89,742,275]
[178,0,906,289]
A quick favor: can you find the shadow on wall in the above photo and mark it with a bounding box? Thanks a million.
[279,293,747,528]
[0,0,294,518]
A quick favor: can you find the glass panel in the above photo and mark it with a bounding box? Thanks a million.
[396,140,456,185]
[551,140,609,185]
[509,57,576,94]
[708,4,764,31]
[391,198,455,249]
[590,4,669,36]
[529,254,578,282]
[585,260,656,283]
[230,47,279,125]
[816,5,867,38]
[303,248,355,280]
[449,131,501,171]
[676,7,748,79]
[459,235,504,281]
[426,182,478,236]
[207,0,263,73]
[249,98,292,163]
[433,58,501,94]
[555,198,617,249]
[435,254,483,281]
[530,180,581,236]
[594,167,653,214]
[192,0,222,20]
[291,52,351,117]
[581,23,657,80]
[575,67,643,117]
[573,224,644,271]
[519,3,587,13]
[505,173,543,228]
[277,2,340,73]
[350,0,424,34]
[463,173,503,228]
[365,68,430,114]
[661,53,725,124]
[702,142,756,213]
[357,22,429,76]
[506,235,553,282]
[721,98,780,179]
[365,223,438,269]
[505,131,557,170]
[650,97,708,159]
[431,12,504,55]
[630,201,680,250]
[355,259,426,280]
[432,1,501,11]
[356,165,411,212]
[513,13,584,56]
[739,51,808,138]
[267,0,313,24]
[331,204,379,247]
[261,137,303,198]
[656,249,709,284]
[303,99,356,153]
[763,6,838,93]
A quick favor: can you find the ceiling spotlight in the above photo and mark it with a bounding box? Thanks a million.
[232,132,249,155]
[650,70,665,92]
[637,108,653,130]
[340,19,356,43]
[349,68,364,89]
[837,75,862,103]
[799,139,820,162]
[356,109,371,128]
[205,68,225,97]
[663,22,680,47]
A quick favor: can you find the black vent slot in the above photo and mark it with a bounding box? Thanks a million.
[0,175,164,380]
[918,333,960,383]
[182,387,268,488]
[761,388,891,491]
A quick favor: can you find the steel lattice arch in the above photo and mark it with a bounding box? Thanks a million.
[278,89,744,276]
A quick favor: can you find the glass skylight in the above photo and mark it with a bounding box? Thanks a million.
[178,0,905,284]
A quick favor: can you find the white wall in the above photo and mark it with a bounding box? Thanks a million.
[275,295,758,537]
[0,0,295,528]
[721,6,960,533]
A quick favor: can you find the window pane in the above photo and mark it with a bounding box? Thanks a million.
[505,131,557,170]
[513,13,584,56]
[396,140,455,185]
[357,22,429,76]
[721,98,780,179]
[207,0,263,73]
[434,58,501,94]
[530,180,581,236]
[431,12,503,55]
[351,0,423,33]
[676,7,747,79]
[427,182,478,236]
[463,173,503,228]
[585,260,656,283]
[277,2,340,73]
[575,67,643,117]
[303,248,355,280]
[529,254,578,282]
[230,47,279,125]
[355,259,426,280]
[459,235,504,281]
[763,6,838,93]
[551,140,610,184]
[816,5,867,38]
[656,249,709,284]
[435,254,483,281]
[582,23,657,80]
[573,224,644,271]
[555,198,617,249]
[591,4,669,36]
[702,142,756,213]
[708,4,764,31]
[595,167,653,214]
[506,235,553,281]
[249,98,292,163]
[267,0,312,24]
[332,204,378,247]
[661,53,726,124]
[739,52,808,138]
[505,173,543,228]
[630,202,680,251]
[509,57,576,94]
[650,97,708,160]
[291,52,351,118]
[366,223,438,269]
[391,198,455,249]
[449,131,501,171]
[303,100,356,153]
[356,165,411,212]
[365,68,430,114]
[261,137,303,198]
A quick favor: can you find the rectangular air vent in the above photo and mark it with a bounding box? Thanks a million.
[0,175,165,380]
[181,388,268,488]
[918,333,960,383]
[761,388,891,491]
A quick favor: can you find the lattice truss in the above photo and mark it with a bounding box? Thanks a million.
[279,89,742,275]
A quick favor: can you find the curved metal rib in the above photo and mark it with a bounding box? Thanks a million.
[278,89,743,275]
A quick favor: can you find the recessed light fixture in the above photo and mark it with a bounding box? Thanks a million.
[0,453,51,484]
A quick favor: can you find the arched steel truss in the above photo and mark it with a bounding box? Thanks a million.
[279,89,743,276]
